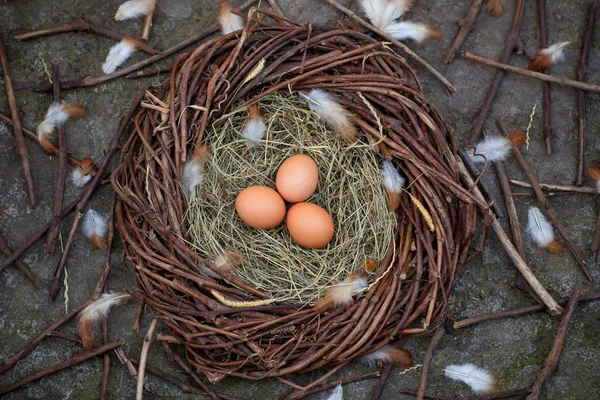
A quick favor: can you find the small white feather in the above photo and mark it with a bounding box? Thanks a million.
[360,0,387,28]
[444,364,497,394]
[241,119,266,142]
[327,277,368,306]
[526,207,554,247]
[301,89,357,142]
[79,292,132,324]
[383,21,437,43]
[70,168,92,188]
[218,1,245,34]
[115,0,156,21]
[381,160,405,193]
[37,102,69,139]
[102,39,137,74]
[83,209,108,239]
[360,347,391,367]
[325,385,343,400]
[467,136,511,163]
[182,159,205,197]
[540,41,570,64]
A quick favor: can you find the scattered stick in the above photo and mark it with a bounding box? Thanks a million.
[142,6,156,41]
[370,363,393,400]
[0,112,83,167]
[283,371,381,400]
[47,330,83,344]
[498,118,593,281]
[321,0,456,92]
[510,179,597,194]
[115,348,164,399]
[593,211,600,263]
[0,230,41,288]
[100,319,109,400]
[456,155,563,315]
[453,291,600,330]
[416,326,445,400]
[575,1,598,185]
[469,0,525,142]
[33,0,257,93]
[526,284,583,400]
[0,339,124,396]
[463,51,600,93]
[45,64,68,255]
[125,65,171,79]
[400,388,531,400]
[136,318,159,400]
[537,0,553,154]
[48,89,145,302]
[0,32,36,207]
[444,0,484,64]
[459,148,503,218]
[15,14,160,55]
[267,0,285,17]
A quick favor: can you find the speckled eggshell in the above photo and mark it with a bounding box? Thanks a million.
[286,202,334,249]
[275,154,319,203]
[235,186,286,229]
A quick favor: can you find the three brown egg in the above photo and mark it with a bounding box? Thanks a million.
[234,154,334,249]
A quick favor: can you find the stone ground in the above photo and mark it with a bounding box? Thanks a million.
[1,0,599,399]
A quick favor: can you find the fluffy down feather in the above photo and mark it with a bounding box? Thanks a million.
[115,0,156,21]
[301,89,358,142]
[381,160,405,210]
[218,1,244,34]
[83,208,108,249]
[77,292,132,349]
[530,42,570,72]
[445,364,501,394]
[313,275,367,311]
[102,38,137,74]
[468,136,511,163]
[486,0,506,18]
[525,207,563,253]
[361,0,413,29]
[182,145,208,197]
[241,105,266,143]
[325,385,343,400]
[70,168,92,188]
[360,345,414,367]
[383,21,441,43]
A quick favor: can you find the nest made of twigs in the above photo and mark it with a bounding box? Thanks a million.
[112,11,480,380]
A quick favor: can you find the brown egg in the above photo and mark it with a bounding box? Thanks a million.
[235,186,286,229]
[276,154,319,203]
[286,202,334,249]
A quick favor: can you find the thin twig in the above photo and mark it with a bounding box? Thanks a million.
[464,51,600,93]
[125,64,171,79]
[45,64,68,255]
[510,179,597,194]
[526,284,583,400]
[15,14,160,55]
[0,112,83,167]
[33,0,258,92]
[470,0,525,141]
[444,0,484,64]
[400,388,531,400]
[0,32,36,207]
[267,0,285,17]
[136,318,158,400]
[593,208,600,263]
[497,118,593,281]
[575,1,598,185]
[283,371,381,400]
[49,89,145,302]
[370,363,393,400]
[458,149,503,218]
[320,0,456,92]
[0,230,41,288]
[100,317,110,400]
[0,339,124,396]
[47,330,83,344]
[116,349,164,399]
[453,291,600,330]
[456,155,563,315]
[416,326,444,400]
[537,0,553,154]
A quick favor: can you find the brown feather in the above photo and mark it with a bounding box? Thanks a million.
[39,136,56,155]
[248,104,261,120]
[529,53,551,72]
[77,318,97,350]
[63,104,85,119]
[546,240,565,254]
[587,166,600,182]
[386,190,401,211]
[508,130,526,147]
[312,297,335,312]
[89,234,108,249]
[387,347,414,367]
[486,0,507,18]
[79,157,95,175]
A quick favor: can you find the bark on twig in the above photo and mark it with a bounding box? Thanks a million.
[575,1,597,185]
[136,318,158,400]
[526,284,583,400]
[370,363,393,400]
[464,51,600,93]
[469,0,525,142]
[444,0,484,64]
[45,64,68,255]
[0,231,41,288]
[537,0,553,154]
[400,388,531,400]
[0,32,36,207]
[49,89,145,302]
[593,210,600,263]
[283,371,381,400]
[15,14,160,55]
[510,179,597,194]
[497,118,592,281]
[321,0,456,92]
[416,326,444,400]
[0,339,124,396]
[125,65,171,79]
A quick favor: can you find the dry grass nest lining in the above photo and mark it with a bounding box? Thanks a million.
[113,14,482,380]
[187,91,396,305]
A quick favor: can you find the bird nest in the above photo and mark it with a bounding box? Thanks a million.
[112,14,480,381]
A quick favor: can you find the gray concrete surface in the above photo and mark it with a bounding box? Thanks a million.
[1,0,599,399]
